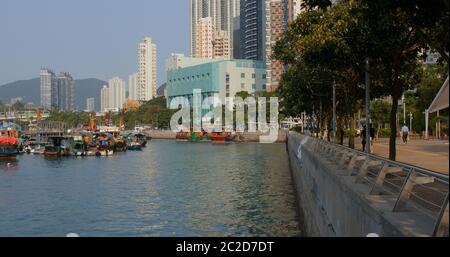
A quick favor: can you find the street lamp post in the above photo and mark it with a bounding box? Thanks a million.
[403,96,406,125]
[333,82,337,144]
[365,57,371,153]
[409,112,413,133]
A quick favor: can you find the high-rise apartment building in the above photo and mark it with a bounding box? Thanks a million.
[264,0,285,92]
[138,36,157,101]
[100,85,110,113]
[190,0,240,57]
[40,68,75,111]
[128,73,138,101]
[55,72,75,111]
[284,0,304,27]
[40,68,54,110]
[214,30,230,59]
[195,17,215,58]
[195,17,231,59]
[108,77,126,110]
[240,0,265,60]
[86,98,95,112]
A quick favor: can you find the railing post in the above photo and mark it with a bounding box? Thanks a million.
[394,170,417,212]
[394,169,435,212]
[355,158,382,184]
[433,193,449,237]
[370,163,388,195]
[371,164,404,195]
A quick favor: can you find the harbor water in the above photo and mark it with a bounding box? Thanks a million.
[0,140,302,237]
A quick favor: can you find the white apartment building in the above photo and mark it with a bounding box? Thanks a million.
[100,85,110,113]
[128,73,138,100]
[108,77,126,110]
[190,0,240,57]
[138,36,157,101]
[40,68,54,110]
[195,17,215,58]
[214,30,231,59]
[166,53,217,72]
[195,17,231,59]
[86,97,95,112]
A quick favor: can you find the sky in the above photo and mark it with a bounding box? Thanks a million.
[0,0,190,86]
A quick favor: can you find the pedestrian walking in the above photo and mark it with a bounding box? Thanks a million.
[401,124,409,144]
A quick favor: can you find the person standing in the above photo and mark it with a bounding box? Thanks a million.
[361,125,367,151]
[401,124,410,144]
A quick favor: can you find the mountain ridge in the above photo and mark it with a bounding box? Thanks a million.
[0,78,107,111]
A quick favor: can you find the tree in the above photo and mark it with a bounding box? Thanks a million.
[274,0,448,160]
[371,99,392,132]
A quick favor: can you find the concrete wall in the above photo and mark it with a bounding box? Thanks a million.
[287,132,434,237]
[146,130,288,142]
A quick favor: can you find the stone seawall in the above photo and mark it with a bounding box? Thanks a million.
[287,132,441,237]
[146,130,288,143]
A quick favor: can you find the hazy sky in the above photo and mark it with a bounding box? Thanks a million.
[0,0,189,86]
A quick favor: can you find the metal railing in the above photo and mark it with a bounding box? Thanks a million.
[295,133,449,237]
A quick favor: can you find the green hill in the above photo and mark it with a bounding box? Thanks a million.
[0,78,107,111]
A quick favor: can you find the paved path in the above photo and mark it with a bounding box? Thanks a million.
[352,138,449,174]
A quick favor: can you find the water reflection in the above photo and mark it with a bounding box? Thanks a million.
[0,159,19,172]
[0,141,302,237]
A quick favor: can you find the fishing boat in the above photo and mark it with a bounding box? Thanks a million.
[135,133,148,147]
[0,137,20,158]
[210,132,227,142]
[72,136,87,157]
[81,132,98,156]
[124,133,142,151]
[127,141,143,151]
[188,132,209,143]
[176,131,189,142]
[114,137,128,152]
[44,136,73,157]
[94,132,114,156]
[0,121,21,158]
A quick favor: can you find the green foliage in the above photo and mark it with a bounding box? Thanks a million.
[46,111,90,128]
[273,0,449,160]
[122,97,176,130]
[371,99,392,129]
[235,91,251,100]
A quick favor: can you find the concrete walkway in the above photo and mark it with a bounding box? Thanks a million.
[352,138,449,174]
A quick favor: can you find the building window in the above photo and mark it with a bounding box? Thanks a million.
[262,84,266,90]
[262,74,266,79]
[252,73,256,79]
[241,83,245,89]
[252,84,256,90]
[241,73,245,78]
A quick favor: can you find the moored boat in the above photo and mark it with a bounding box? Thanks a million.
[94,132,115,156]
[44,136,73,157]
[0,137,20,159]
[114,137,128,152]
[127,142,143,151]
[176,131,189,141]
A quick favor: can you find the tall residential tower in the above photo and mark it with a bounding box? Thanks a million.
[138,36,157,101]
[40,68,75,111]
[190,0,240,58]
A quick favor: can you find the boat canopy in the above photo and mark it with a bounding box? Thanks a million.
[0,137,19,145]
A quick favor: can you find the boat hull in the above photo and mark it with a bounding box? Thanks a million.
[127,145,143,151]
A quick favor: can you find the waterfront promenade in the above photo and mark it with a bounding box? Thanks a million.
[353,138,449,174]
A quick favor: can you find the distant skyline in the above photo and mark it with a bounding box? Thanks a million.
[0,0,189,87]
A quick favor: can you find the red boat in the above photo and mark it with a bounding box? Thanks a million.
[176,132,189,141]
[210,132,227,141]
[210,132,234,142]
[0,137,20,158]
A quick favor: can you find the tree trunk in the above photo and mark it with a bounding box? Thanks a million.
[389,95,399,161]
[349,114,356,149]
